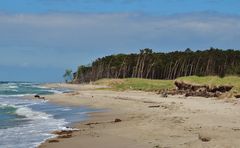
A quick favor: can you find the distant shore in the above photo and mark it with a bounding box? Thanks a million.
[39,83,240,148]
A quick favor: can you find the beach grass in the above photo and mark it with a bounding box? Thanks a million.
[94,76,240,93]
[94,78,175,91]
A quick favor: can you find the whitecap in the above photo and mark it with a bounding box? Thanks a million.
[0,103,67,148]
[16,107,51,120]
[8,85,18,89]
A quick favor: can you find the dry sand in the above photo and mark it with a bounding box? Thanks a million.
[38,83,240,148]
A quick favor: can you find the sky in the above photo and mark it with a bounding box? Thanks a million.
[0,0,240,82]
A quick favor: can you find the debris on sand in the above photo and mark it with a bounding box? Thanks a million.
[148,105,160,108]
[58,134,72,139]
[159,81,233,98]
[34,94,45,100]
[85,122,100,126]
[52,129,77,139]
[198,133,211,142]
[48,139,59,143]
[114,118,122,123]
[235,94,240,98]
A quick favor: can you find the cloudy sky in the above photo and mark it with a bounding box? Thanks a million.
[0,0,240,82]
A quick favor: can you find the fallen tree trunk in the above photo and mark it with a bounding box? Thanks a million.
[167,81,233,98]
[207,85,233,93]
[174,81,208,92]
[174,81,233,93]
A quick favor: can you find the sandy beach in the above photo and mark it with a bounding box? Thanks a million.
[38,83,240,148]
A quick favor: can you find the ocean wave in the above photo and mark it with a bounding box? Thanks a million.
[16,107,52,120]
[0,94,35,97]
[47,89,63,94]
[62,108,72,111]
[0,104,17,110]
[32,85,66,94]
[0,101,67,148]
[8,85,18,89]
[0,82,68,97]
[0,117,67,148]
[0,85,18,90]
[0,103,52,120]
[33,85,47,89]
[0,82,88,148]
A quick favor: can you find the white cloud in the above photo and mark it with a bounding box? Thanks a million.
[0,12,239,68]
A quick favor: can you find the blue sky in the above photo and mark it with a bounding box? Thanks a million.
[0,0,240,82]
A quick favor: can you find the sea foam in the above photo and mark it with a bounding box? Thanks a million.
[0,103,67,148]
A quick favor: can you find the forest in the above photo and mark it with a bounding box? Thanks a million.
[73,48,240,83]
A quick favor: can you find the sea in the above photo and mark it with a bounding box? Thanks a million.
[0,81,98,148]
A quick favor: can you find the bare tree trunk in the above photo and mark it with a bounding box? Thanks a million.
[146,62,154,78]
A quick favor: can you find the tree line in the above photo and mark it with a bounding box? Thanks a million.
[72,48,240,83]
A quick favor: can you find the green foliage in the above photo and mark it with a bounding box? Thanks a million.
[95,76,240,93]
[95,78,174,91]
[63,69,73,83]
[74,48,240,83]
[74,65,92,83]
[115,78,174,91]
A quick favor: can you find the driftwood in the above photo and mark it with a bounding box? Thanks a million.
[161,81,233,98]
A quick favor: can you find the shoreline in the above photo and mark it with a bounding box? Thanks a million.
[38,84,149,148]
[39,83,240,148]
